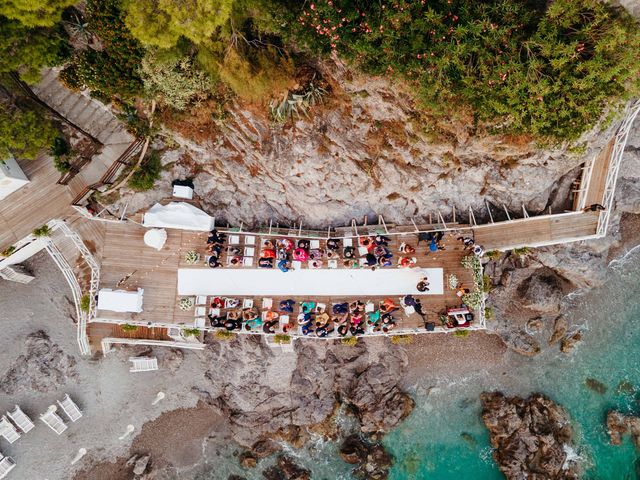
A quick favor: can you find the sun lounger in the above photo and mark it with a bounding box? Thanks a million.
[7,406,34,434]
[262,298,273,309]
[0,454,16,479]
[57,395,83,423]
[40,406,67,435]
[0,417,20,444]
[129,356,159,373]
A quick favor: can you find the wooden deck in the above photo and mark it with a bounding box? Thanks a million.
[93,221,476,337]
[88,322,169,351]
[473,211,600,250]
[573,138,615,210]
[0,155,74,250]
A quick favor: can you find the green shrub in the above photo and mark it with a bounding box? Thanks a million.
[390,335,413,345]
[182,327,200,337]
[341,336,358,346]
[121,323,138,332]
[484,307,494,321]
[513,246,530,257]
[53,156,72,173]
[214,330,236,341]
[1,245,16,257]
[485,250,501,261]
[274,334,291,344]
[454,330,470,338]
[0,106,57,160]
[32,224,50,237]
[282,0,640,142]
[80,294,91,312]
[482,274,493,293]
[51,137,70,157]
[128,151,162,191]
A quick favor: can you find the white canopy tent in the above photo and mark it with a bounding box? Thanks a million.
[97,288,144,313]
[143,228,167,251]
[142,202,214,232]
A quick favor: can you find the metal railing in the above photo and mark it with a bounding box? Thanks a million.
[596,99,640,237]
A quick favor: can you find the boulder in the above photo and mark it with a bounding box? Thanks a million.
[262,455,310,480]
[606,410,640,447]
[133,455,150,476]
[339,434,392,480]
[499,330,541,357]
[560,331,582,353]
[481,392,579,480]
[517,271,564,313]
[549,315,568,344]
[239,451,257,469]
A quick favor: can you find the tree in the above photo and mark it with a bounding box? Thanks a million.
[0,106,57,160]
[0,0,75,27]
[0,17,66,83]
[124,0,234,48]
[140,51,212,110]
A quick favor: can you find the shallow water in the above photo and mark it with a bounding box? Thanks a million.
[207,250,640,479]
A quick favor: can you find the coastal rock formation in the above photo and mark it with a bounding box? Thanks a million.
[339,434,393,480]
[606,411,640,447]
[262,456,310,480]
[194,336,413,448]
[481,392,579,480]
[0,330,77,394]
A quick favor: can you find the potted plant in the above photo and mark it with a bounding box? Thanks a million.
[179,297,194,311]
[182,327,200,337]
[447,274,459,290]
[185,250,200,265]
[33,224,51,237]
[1,245,16,257]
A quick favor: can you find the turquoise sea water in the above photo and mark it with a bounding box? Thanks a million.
[209,249,640,479]
[386,248,640,480]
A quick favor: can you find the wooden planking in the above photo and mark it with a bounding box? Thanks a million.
[87,322,169,351]
[0,155,74,249]
[583,139,615,208]
[473,212,599,250]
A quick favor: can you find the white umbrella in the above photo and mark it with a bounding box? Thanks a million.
[143,228,167,251]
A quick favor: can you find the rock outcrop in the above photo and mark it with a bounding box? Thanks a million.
[192,337,413,448]
[481,392,579,480]
[0,330,77,394]
[339,434,393,480]
[607,411,640,447]
[262,456,310,480]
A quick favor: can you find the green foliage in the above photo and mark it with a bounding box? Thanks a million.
[274,334,291,344]
[482,274,492,293]
[0,0,75,27]
[269,82,327,122]
[62,0,145,99]
[214,329,236,341]
[513,246,530,257]
[484,306,494,321]
[121,323,138,331]
[0,17,67,83]
[390,334,413,345]
[124,0,233,48]
[453,329,470,338]
[462,290,484,310]
[281,0,640,142]
[484,250,501,261]
[141,52,212,110]
[128,151,162,191]
[32,224,50,236]
[0,106,57,160]
[1,245,16,257]
[80,294,91,312]
[216,47,295,103]
[182,327,201,337]
[116,104,153,136]
[341,336,358,346]
[50,136,70,157]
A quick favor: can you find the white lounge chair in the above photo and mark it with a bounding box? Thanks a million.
[328,259,338,269]
[262,298,273,309]
[0,454,16,479]
[242,256,254,267]
[291,260,302,270]
[310,239,320,249]
[194,306,206,317]
[228,235,240,245]
[343,238,353,247]
[40,406,67,434]
[129,356,159,373]
[244,235,256,245]
[195,296,207,306]
[194,317,206,328]
[242,298,254,309]
[7,406,34,434]
[0,417,20,444]
[244,247,255,257]
[358,246,369,256]
[209,307,221,317]
[57,395,83,423]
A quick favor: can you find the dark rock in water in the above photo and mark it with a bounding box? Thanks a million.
[251,439,282,459]
[460,432,477,447]
[339,434,392,479]
[606,410,640,447]
[560,331,582,353]
[228,476,247,480]
[262,455,310,480]
[499,330,541,357]
[549,315,568,344]
[480,392,579,480]
[616,380,636,395]
[585,378,607,394]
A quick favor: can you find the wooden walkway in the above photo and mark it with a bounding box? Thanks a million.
[573,138,615,210]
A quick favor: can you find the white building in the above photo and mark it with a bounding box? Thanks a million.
[0,156,29,200]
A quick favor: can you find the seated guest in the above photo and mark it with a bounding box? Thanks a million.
[399,256,416,268]
[351,312,364,326]
[327,250,339,260]
[365,253,377,267]
[337,324,349,336]
[327,239,340,251]
[309,260,322,269]
[258,257,274,268]
[262,321,277,334]
[209,315,226,328]
[374,235,391,246]
[242,307,259,321]
[403,295,417,307]
[229,246,241,256]
[378,256,393,267]
[399,242,415,254]
[260,248,276,258]
[350,325,365,336]
[277,258,290,272]
[211,297,224,308]
[208,255,222,268]
[207,229,226,245]
[343,259,358,268]
[315,312,330,328]
[263,239,275,249]
[373,245,391,258]
[343,246,355,259]
[224,319,240,331]
[207,243,223,255]
[279,299,295,312]
[367,310,381,324]
[293,248,309,261]
[301,322,314,336]
[229,256,242,266]
[277,248,288,260]
[264,310,279,322]
[333,303,349,314]
[309,249,324,260]
[297,239,310,250]
[280,238,294,251]
[359,236,374,250]
[380,298,398,314]
[417,277,430,292]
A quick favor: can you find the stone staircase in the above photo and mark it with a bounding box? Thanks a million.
[31,68,138,189]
